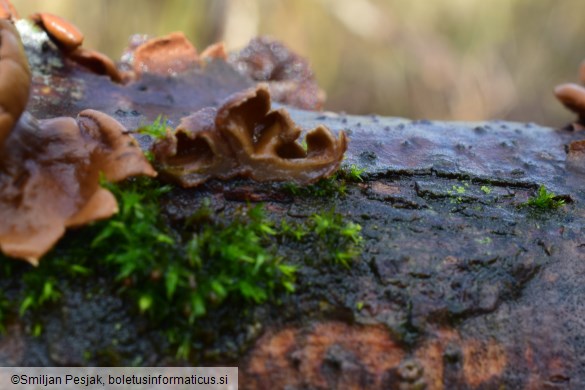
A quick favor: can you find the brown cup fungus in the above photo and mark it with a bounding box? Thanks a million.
[131,32,199,76]
[554,60,585,167]
[67,47,123,83]
[122,32,228,79]
[228,37,326,110]
[31,11,122,82]
[0,19,155,264]
[200,42,227,61]
[0,19,29,147]
[555,83,585,127]
[153,85,347,187]
[30,12,83,52]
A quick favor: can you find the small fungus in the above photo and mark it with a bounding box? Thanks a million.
[153,85,347,187]
[554,59,585,129]
[200,41,227,61]
[0,20,155,264]
[553,62,585,165]
[30,12,83,52]
[152,107,238,186]
[30,11,123,82]
[228,37,326,110]
[554,83,585,127]
[131,32,199,76]
[0,19,30,146]
[68,47,123,83]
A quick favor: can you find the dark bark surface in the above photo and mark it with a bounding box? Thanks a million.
[238,112,585,389]
[2,22,585,390]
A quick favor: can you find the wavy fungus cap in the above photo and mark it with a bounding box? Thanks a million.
[0,20,155,264]
[554,58,585,129]
[30,12,83,52]
[228,37,326,110]
[554,63,585,166]
[0,19,30,147]
[153,85,347,187]
[131,32,199,76]
[555,83,585,126]
[152,107,237,186]
[121,32,228,81]
[0,110,156,265]
[30,11,122,82]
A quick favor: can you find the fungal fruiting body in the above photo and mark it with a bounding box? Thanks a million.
[0,1,349,263]
[228,37,326,110]
[29,11,123,82]
[0,19,155,264]
[153,85,347,187]
[555,60,585,169]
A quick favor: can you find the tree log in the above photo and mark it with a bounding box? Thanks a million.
[2,20,585,390]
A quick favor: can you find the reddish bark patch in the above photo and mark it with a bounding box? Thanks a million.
[244,322,405,389]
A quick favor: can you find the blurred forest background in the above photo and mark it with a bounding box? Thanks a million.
[12,0,585,126]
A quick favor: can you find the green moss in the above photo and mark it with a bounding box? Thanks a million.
[309,210,363,267]
[0,178,299,355]
[186,204,296,307]
[524,185,565,210]
[339,164,366,182]
[0,232,99,336]
[475,237,492,245]
[0,292,9,333]
[283,176,347,198]
[92,177,174,281]
[137,115,168,140]
[279,219,308,241]
[452,185,466,194]
[284,164,366,198]
[91,180,297,358]
[0,176,363,357]
[19,278,61,317]
[277,209,364,268]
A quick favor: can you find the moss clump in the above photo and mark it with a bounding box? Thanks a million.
[0,176,364,358]
[525,185,565,210]
[184,203,296,310]
[137,115,168,140]
[92,179,297,358]
[480,185,492,194]
[283,176,346,197]
[339,164,366,182]
[279,209,363,268]
[0,292,9,333]
[93,177,175,283]
[282,164,366,198]
[309,210,363,267]
[0,178,296,355]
